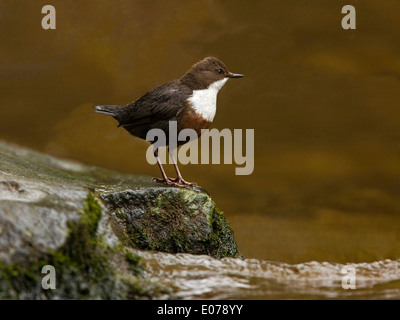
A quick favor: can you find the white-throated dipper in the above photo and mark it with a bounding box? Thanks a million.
[94,57,244,187]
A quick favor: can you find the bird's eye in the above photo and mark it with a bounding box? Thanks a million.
[217,69,223,74]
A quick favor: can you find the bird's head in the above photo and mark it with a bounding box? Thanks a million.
[181,57,244,90]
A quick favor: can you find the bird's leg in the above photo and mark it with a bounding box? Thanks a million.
[153,148,184,187]
[169,148,197,186]
[153,148,171,183]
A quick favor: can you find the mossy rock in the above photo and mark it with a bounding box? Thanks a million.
[101,187,239,258]
[0,141,240,299]
[0,194,160,299]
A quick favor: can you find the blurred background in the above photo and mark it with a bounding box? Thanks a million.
[1,0,400,264]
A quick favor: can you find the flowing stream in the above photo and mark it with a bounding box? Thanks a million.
[136,250,400,299]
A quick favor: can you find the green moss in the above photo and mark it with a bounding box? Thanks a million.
[0,263,38,299]
[152,193,181,220]
[0,193,150,299]
[179,188,197,204]
[61,193,107,274]
[125,252,142,276]
[81,193,102,236]
[170,232,190,253]
[108,188,239,258]
[115,209,125,220]
[119,276,167,300]
[208,207,239,258]
[125,252,140,264]
[129,226,153,250]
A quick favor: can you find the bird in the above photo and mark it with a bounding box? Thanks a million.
[93,57,244,187]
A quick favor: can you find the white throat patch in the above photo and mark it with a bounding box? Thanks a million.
[188,78,228,122]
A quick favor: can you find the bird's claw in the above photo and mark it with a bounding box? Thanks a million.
[170,178,197,186]
[153,177,186,188]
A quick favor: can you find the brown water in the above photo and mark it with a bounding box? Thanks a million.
[1,0,400,298]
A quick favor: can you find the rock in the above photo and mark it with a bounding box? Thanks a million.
[0,141,239,299]
[102,188,238,258]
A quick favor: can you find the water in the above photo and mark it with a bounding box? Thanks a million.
[137,250,400,299]
[1,0,400,298]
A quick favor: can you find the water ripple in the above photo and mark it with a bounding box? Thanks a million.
[135,250,400,299]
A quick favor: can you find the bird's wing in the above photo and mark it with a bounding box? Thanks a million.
[117,81,192,128]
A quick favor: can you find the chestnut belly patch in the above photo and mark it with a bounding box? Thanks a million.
[178,109,212,138]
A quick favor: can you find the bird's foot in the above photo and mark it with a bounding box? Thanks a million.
[170,177,197,187]
[153,177,185,188]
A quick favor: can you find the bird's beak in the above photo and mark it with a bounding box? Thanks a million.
[229,72,245,78]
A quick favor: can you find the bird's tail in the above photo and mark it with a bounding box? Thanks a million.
[93,105,120,116]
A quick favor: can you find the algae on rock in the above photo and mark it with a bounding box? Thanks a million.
[0,141,239,299]
[101,187,239,258]
[0,193,157,299]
